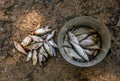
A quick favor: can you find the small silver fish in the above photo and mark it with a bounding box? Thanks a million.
[76,34,88,42]
[30,35,43,42]
[25,42,43,50]
[85,45,101,50]
[48,39,57,48]
[43,43,53,56]
[93,50,98,56]
[84,49,94,55]
[68,31,79,44]
[80,39,95,47]
[46,31,55,41]
[26,51,32,62]
[32,50,38,65]
[38,53,43,66]
[41,34,48,39]
[51,47,56,57]
[64,47,83,60]
[70,41,89,61]
[73,27,96,36]
[40,46,49,58]
[14,41,27,55]
[32,28,52,35]
[21,35,32,46]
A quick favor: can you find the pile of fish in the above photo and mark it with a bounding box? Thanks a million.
[14,26,57,66]
[63,27,101,62]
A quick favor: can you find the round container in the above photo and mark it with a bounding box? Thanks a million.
[58,16,111,67]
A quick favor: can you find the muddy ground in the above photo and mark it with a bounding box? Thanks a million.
[0,0,120,81]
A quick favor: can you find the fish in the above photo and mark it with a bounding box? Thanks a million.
[48,39,57,48]
[14,41,27,55]
[25,42,43,50]
[85,45,101,50]
[84,49,94,55]
[64,47,84,60]
[32,28,52,35]
[93,50,98,56]
[43,43,53,56]
[76,34,88,42]
[30,35,43,42]
[38,53,43,66]
[21,35,32,46]
[26,51,32,62]
[32,50,38,65]
[41,34,48,39]
[51,47,56,57]
[68,31,79,44]
[80,39,95,47]
[73,27,96,36]
[46,31,55,41]
[70,41,89,61]
[40,46,49,58]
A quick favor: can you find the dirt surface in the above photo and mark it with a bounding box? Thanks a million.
[0,0,120,81]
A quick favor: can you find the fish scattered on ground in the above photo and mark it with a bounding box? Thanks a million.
[14,25,57,66]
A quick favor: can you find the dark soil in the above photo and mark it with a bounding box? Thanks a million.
[0,0,120,81]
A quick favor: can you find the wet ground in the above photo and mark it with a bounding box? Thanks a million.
[0,0,120,81]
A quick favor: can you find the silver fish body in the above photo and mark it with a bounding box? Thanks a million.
[93,50,98,56]
[32,50,38,65]
[70,41,89,61]
[26,51,32,62]
[80,39,95,47]
[51,47,56,57]
[33,28,52,35]
[14,41,27,55]
[76,34,88,42]
[68,31,79,44]
[64,47,83,60]
[46,31,55,41]
[84,49,94,55]
[30,35,43,42]
[43,43,53,56]
[38,53,43,66]
[25,42,43,50]
[40,46,49,58]
[21,35,32,46]
[48,39,57,48]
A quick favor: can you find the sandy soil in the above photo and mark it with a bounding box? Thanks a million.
[0,0,120,81]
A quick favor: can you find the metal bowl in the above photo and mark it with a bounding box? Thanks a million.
[58,16,111,67]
